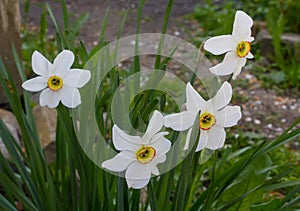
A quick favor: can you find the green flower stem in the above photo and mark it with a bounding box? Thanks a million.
[148,180,158,211]
[117,176,129,211]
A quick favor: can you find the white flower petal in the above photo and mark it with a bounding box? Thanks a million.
[152,154,166,164]
[232,58,247,80]
[164,111,195,131]
[149,132,168,144]
[64,69,91,88]
[232,10,253,40]
[211,81,232,111]
[126,177,151,189]
[101,151,136,172]
[126,162,151,189]
[183,128,192,150]
[60,85,81,108]
[248,37,255,42]
[205,126,226,150]
[112,125,141,151]
[150,137,171,156]
[186,82,206,112]
[246,52,254,59]
[142,110,164,143]
[53,50,74,77]
[31,51,52,77]
[39,88,60,108]
[210,52,239,76]
[204,35,236,55]
[196,130,208,152]
[215,106,242,128]
[22,76,47,92]
[150,164,160,175]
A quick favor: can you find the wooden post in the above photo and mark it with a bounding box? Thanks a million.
[0,0,22,104]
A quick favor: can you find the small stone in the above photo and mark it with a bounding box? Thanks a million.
[255,100,262,105]
[281,118,287,123]
[281,105,287,110]
[33,105,57,163]
[258,29,300,61]
[174,31,180,36]
[130,40,143,46]
[245,117,252,122]
[0,109,21,159]
[245,73,253,79]
[254,119,261,125]
[267,123,273,129]
[33,105,57,148]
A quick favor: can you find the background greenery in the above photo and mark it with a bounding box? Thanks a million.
[188,0,300,89]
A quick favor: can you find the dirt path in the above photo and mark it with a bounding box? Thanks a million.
[24,0,199,48]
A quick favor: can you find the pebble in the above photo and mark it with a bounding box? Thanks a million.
[255,100,262,105]
[245,117,252,122]
[254,119,261,125]
[174,31,180,36]
[130,40,143,46]
[0,109,21,160]
[245,74,254,79]
[281,105,287,110]
[281,119,287,123]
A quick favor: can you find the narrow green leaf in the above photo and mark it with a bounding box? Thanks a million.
[0,193,18,211]
[0,172,38,211]
[148,181,158,211]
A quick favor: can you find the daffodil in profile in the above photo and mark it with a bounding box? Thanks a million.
[164,82,241,152]
[102,110,171,189]
[204,10,254,80]
[22,50,91,108]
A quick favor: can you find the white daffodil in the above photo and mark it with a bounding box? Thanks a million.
[102,110,171,189]
[22,50,91,108]
[164,82,241,152]
[204,10,254,80]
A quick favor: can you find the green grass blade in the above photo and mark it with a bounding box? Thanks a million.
[0,193,17,211]
[0,172,39,211]
[60,0,70,30]
[47,4,66,49]
[148,180,158,211]
[154,0,174,69]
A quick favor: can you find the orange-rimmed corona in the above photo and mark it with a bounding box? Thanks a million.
[199,112,216,130]
[236,41,251,58]
[47,75,63,91]
[136,145,156,164]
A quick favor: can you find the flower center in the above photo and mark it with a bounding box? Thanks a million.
[47,75,63,91]
[199,112,216,130]
[136,146,156,164]
[236,41,251,58]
